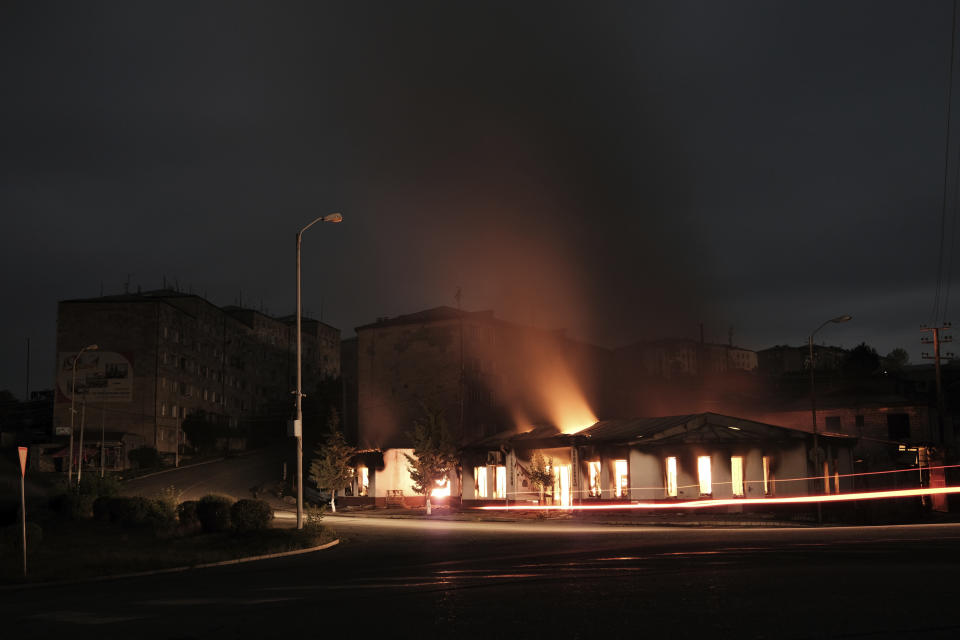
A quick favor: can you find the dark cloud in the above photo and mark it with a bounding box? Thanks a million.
[0,1,954,394]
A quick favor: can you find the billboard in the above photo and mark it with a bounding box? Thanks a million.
[57,351,134,403]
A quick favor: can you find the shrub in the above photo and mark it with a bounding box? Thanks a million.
[305,504,327,531]
[52,490,95,520]
[128,446,161,469]
[197,495,233,533]
[177,500,200,528]
[113,496,153,527]
[230,499,274,533]
[145,499,177,532]
[155,485,183,512]
[78,473,121,498]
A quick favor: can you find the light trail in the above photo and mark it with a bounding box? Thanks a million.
[474,486,960,511]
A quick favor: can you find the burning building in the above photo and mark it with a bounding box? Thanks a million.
[461,413,857,508]
[344,305,608,505]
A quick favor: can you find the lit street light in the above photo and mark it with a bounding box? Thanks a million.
[68,343,98,486]
[295,212,342,529]
[809,315,851,523]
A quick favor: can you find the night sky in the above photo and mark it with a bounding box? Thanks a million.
[1,1,956,397]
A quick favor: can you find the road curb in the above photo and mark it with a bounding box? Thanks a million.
[0,539,340,591]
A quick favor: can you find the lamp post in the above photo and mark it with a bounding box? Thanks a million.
[68,344,98,485]
[809,315,851,523]
[295,212,342,529]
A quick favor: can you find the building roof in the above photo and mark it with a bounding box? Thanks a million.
[355,306,484,331]
[464,412,855,450]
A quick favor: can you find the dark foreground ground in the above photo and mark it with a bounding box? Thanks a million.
[2,516,959,639]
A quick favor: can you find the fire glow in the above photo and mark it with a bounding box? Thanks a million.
[474,486,960,510]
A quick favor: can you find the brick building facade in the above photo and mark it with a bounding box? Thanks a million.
[54,289,339,459]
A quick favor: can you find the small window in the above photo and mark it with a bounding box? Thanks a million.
[762,456,774,496]
[495,466,506,499]
[855,415,865,429]
[731,456,744,497]
[614,459,629,497]
[825,416,841,431]
[475,466,488,498]
[172,405,179,418]
[357,466,369,496]
[698,456,712,496]
[665,457,678,497]
[588,461,601,497]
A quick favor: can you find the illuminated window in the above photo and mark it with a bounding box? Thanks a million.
[731,456,744,497]
[698,456,712,495]
[762,456,773,495]
[475,466,488,498]
[666,457,678,497]
[495,465,506,499]
[588,461,601,497]
[358,466,369,496]
[614,459,629,498]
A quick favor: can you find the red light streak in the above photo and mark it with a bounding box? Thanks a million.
[474,486,960,511]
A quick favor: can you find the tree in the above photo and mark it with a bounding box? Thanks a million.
[885,347,910,371]
[405,404,457,515]
[526,451,555,505]
[842,342,881,377]
[308,408,354,513]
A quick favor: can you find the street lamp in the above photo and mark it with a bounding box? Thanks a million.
[808,315,851,523]
[68,344,98,485]
[295,212,342,529]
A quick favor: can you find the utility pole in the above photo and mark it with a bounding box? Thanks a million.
[921,323,953,444]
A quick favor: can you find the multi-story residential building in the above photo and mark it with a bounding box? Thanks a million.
[614,338,758,379]
[54,289,339,460]
[351,306,609,451]
[757,344,846,375]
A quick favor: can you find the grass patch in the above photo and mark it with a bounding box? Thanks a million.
[0,519,336,585]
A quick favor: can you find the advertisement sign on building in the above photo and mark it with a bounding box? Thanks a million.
[57,351,134,403]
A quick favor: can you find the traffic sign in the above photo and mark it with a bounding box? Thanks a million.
[18,446,27,477]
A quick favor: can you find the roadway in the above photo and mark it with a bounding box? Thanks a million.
[3,516,960,638]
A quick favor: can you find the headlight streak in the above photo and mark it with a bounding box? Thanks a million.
[474,486,960,510]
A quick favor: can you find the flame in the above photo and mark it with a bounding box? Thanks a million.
[431,477,451,498]
[530,356,597,434]
[474,486,960,510]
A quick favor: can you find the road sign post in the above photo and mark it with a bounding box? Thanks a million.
[18,446,27,577]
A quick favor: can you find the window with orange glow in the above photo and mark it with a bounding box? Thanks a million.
[666,457,678,497]
[358,466,369,497]
[588,461,601,497]
[475,466,488,498]
[495,465,506,499]
[762,456,773,495]
[731,456,744,497]
[614,459,628,497]
[698,456,712,495]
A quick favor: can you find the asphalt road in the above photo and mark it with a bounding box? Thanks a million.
[3,516,960,639]
[121,445,289,502]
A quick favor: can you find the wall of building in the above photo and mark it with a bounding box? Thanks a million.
[54,291,340,456]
